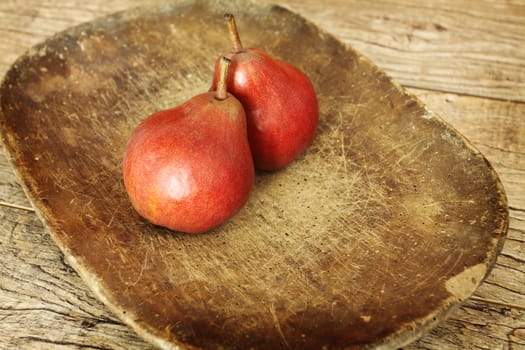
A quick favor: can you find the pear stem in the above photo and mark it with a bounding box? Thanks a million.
[224,13,243,53]
[215,56,231,100]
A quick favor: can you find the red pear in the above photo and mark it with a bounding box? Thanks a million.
[123,57,254,234]
[211,14,319,171]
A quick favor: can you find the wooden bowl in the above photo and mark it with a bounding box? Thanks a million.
[0,0,508,349]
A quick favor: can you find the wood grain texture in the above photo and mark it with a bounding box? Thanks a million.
[260,0,525,102]
[0,204,154,350]
[0,0,523,349]
[0,0,510,347]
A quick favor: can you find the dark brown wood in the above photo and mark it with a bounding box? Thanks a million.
[0,1,509,349]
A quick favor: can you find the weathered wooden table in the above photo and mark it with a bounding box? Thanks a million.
[0,0,523,349]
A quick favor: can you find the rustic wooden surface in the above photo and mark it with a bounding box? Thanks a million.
[0,0,523,349]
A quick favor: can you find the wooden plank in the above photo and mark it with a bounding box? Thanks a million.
[0,150,32,209]
[0,0,522,349]
[0,205,153,349]
[409,300,525,349]
[3,1,509,347]
[260,0,525,102]
[1,0,524,102]
[0,0,145,75]
[477,211,525,307]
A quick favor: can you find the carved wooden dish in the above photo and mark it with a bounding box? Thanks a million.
[0,0,508,349]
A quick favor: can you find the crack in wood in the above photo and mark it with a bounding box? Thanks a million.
[469,296,525,312]
[18,336,113,350]
[0,200,34,212]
